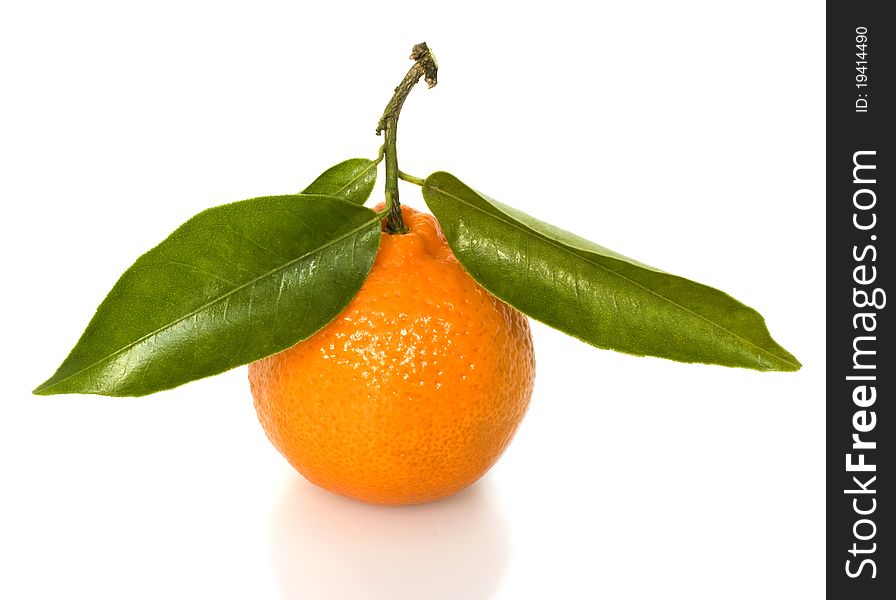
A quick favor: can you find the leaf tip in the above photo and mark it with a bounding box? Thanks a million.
[779,354,802,372]
[32,380,55,396]
[764,344,802,372]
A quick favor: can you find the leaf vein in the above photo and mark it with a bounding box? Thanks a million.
[428,182,796,367]
[39,215,380,391]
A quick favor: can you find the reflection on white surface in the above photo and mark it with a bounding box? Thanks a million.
[269,476,509,600]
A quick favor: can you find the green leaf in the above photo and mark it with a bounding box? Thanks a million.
[422,171,800,372]
[35,195,382,396]
[302,158,378,204]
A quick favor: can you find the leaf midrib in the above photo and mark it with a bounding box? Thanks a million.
[311,161,377,198]
[426,180,797,369]
[37,214,381,392]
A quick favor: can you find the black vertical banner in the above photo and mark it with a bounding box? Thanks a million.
[827,2,893,598]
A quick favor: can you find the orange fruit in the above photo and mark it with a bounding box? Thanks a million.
[249,203,535,505]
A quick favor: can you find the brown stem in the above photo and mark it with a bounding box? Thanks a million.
[376,42,438,234]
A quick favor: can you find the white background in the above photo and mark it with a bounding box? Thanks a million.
[0,1,824,598]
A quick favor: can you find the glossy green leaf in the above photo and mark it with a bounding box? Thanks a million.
[35,196,382,396]
[422,171,800,372]
[302,158,378,204]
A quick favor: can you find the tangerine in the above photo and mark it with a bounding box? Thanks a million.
[249,203,535,505]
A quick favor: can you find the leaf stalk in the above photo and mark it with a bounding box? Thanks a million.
[398,170,425,186]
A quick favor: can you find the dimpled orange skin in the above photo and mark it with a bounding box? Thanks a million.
[249,204,535,505]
